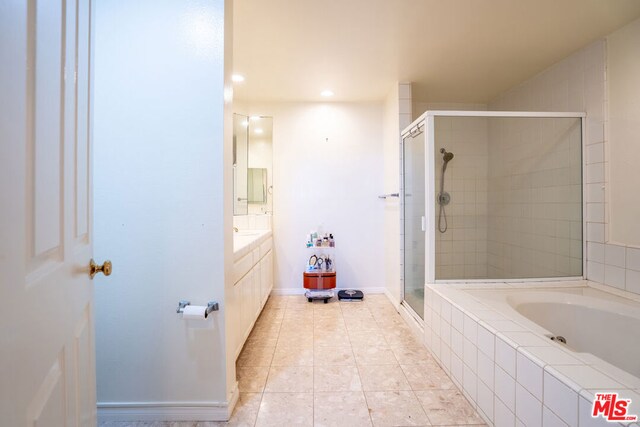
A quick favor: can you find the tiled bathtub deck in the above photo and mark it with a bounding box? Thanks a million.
[100,294,486,427]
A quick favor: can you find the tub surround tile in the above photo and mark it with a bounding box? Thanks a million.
[501,331,552,348]
[464,314,479,344]
[481,319,527,333]
[477,351,494,390]
[521,346,582,366]
[496,337,517,378]
[495,396,516,427]
[543,371,578,426]
[495,365,516,409]
[547,365,625,394]
[477,379,494,422]
[517,350,544,400]
[463,363,478,402]
[543,406,569,427]
[516,383,543,427]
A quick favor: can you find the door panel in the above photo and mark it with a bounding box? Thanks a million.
[0,1,97,425]
[403,131,426,319]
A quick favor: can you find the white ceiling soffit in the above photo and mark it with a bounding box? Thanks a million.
[232,0,640,103]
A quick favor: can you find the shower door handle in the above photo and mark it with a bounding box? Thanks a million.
[421,216,426,232]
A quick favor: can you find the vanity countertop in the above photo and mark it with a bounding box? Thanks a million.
[233,229,272,261]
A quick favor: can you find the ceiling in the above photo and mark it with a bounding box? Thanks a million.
[232,0,640,104]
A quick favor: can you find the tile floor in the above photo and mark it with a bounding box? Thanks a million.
[100,294,486,427]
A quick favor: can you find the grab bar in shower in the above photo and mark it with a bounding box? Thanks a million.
[378,193,399,199]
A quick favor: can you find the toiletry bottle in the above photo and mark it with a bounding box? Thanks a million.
[329,234,335,247]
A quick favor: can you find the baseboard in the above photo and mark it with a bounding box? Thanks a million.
[270,286,387,296]
[398,302,425,345]
[97,396,236,422]
[383,288,401,310]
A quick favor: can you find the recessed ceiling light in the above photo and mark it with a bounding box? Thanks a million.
[321,90,334,97]
[231,74,245,83]
[241,120,249,127]
[254,128,264,134]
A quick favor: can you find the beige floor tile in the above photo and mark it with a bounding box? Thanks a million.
[259,308,285,320]
[236,346,275,367]
[390,344,433,365]
[358,364,411,391]
[271,345,314,366]
[226,392,262,426]
[352,346,397,365]
[415,389,484,425]
[255,392,313,427]
[400,363,455,391]
[313,346,356,365]
[314,391,373,427]
[314,330,351,347]
[277,333,314,348]
[264,365,314,392]
[244,332,279,348]
[264,296,287,309]
[236,366,269,392]
[364,390,430,426]
[384,331,423,348]
[314,365,362,392]
[348,330,388,347]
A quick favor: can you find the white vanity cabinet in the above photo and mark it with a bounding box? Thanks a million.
[232,232,273,358]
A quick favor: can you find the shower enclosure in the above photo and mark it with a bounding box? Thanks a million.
[401,111,585,320]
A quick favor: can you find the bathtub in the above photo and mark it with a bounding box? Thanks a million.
[424,281,640,427]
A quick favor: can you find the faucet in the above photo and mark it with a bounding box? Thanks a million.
[233,227,238,232]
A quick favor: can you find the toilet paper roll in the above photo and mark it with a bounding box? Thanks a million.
[182,305,208,320]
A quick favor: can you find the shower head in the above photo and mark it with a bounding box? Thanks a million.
[440,148,454,163]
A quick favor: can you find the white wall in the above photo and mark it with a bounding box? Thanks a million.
[608,18,640,247]
[382,83,412,305]
[488,34,640,296]
[239,102,386,293]
[93,0,236,421]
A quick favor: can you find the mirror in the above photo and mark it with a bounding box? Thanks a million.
[233,114,249,215]
[233,114,273,215]
[248,168,267,203]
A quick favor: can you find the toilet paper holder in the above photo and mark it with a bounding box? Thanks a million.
[176,300,219,318]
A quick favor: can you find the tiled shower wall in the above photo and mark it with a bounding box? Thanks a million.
[489,39,640,296]
[486,117,583,279]
[434,117,489,279]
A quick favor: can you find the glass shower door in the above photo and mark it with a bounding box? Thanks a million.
[403,130,425,319]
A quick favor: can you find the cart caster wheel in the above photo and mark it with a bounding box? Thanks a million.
[324,299,328,304]
[308,298,312,303]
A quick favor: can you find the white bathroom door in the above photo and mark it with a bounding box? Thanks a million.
[0,1,101,426]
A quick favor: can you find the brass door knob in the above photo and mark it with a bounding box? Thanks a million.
[89,259,112,279]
